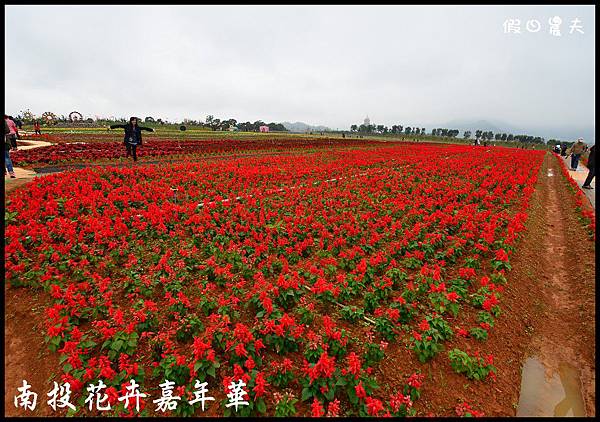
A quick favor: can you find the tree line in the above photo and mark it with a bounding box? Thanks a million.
[350,124,427,135]
[201,116,287,132]
[349,121,546,144]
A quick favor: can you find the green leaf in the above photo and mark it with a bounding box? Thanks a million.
[113,339,124,351]
[256,399,267,414]
[207,366,216,378]
[80,340,97,349]
[336,377,347,387]
[348,389,358,405]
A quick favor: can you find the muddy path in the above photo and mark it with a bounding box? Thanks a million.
[502,152,596,417]
[516,152,595,416]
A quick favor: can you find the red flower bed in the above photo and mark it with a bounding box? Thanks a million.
[11,136,392,166]
[5,143,544,416]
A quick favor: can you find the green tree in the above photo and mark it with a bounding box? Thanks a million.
[268,123,287,131]
[210,118,221,131]
[253,120,266,131]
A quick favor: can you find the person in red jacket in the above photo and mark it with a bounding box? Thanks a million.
[108,117,154,162]
[33,121,41,135]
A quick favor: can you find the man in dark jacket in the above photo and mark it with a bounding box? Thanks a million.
[109,117,154,162]
[582,144,595,189]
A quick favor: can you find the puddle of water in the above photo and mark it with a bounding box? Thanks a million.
[517,357,586,417]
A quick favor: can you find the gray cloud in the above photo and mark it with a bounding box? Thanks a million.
[5,5,594,136]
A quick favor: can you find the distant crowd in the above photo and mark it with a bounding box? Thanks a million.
[552,138,595,189]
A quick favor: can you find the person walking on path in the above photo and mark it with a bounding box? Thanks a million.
[5,115,19,150]
[33,121,41,135]
[582,144,595,190]
[108,117,154,162]
[4,119,16,178]
[567,138,587,171]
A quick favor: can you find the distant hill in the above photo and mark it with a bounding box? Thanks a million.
[281,121,331,133]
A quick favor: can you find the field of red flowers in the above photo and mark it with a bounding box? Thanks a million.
[11,134,386,167]
[5,143,545,416]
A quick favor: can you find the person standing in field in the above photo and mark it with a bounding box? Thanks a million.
[33,121,41,135]
[567,138,587,171]
[5,115,20,150]
[560,143,568,156]
[108,117,154,162]
[4,119,16,178]
[582,144,595,189]
[553,144,561,154]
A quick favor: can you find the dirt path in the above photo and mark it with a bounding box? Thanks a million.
[518,153,595,415]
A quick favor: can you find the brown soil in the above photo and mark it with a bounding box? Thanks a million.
[4,287,64,417]
[4,177,36,196]
[522,153,595,415]
[3,152,595,417]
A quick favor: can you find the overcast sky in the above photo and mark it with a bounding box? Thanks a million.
[4,5,595,134]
